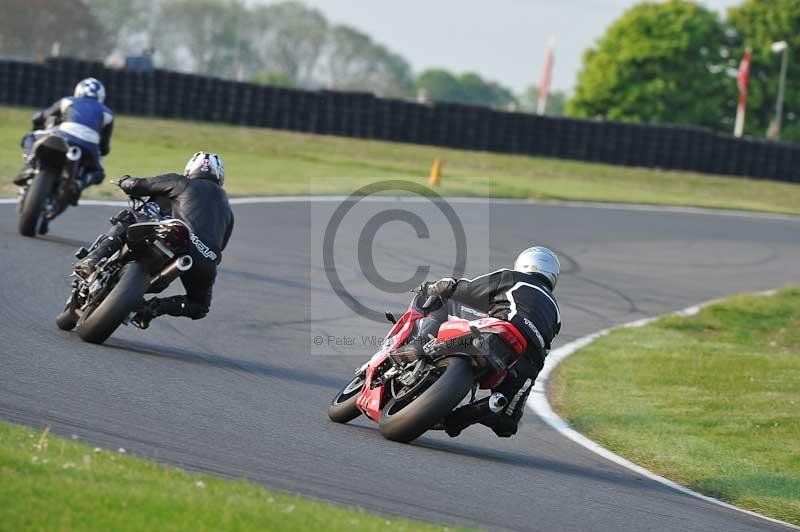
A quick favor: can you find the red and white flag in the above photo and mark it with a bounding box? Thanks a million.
[734,48,752,137]
[537,36,555,115]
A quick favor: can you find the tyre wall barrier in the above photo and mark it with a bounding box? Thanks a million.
[1,57,797,183]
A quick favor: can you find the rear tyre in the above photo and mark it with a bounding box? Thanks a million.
[378,357,474,443]
[18,171,54,237]
[76,262,149,344]
[328,375,365,423]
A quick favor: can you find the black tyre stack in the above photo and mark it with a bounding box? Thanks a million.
[1,56,797,183]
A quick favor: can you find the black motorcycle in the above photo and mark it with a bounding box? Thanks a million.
[56,195,194,344]
[17,133,86,237]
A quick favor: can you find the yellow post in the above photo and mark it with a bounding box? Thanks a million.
[428,158,442,187]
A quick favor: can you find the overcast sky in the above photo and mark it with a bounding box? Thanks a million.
[255,0,741,94]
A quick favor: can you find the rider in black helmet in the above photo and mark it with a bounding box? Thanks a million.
[73,152,234,327]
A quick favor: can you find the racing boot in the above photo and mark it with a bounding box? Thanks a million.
[131,298,161,329]
[441,393,508,437]
[131,296,205,328]
[13,163,35,186]
[38,217,50,236]
[72,235,122,279]
[481,374,537,438]
[83,170,105,187]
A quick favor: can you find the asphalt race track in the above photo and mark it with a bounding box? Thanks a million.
[1,198,798,531]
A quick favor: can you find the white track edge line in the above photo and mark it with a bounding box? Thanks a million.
[527,289,799,531]
[0,195,798,222]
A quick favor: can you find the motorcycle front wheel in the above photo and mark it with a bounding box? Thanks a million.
[76,262,149,344]
[378,357,473,443]
[327,374,366,423]
[55,294,79,331]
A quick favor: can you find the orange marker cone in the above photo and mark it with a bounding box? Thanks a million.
[428,159,442,187]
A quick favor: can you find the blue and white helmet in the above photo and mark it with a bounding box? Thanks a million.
[184,152,225,186]
[74,78,106,103]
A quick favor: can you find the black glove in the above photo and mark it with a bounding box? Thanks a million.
[412,278,456,297]
[412,282,432,295]
[31,112,45,131]
[115,175,138,194]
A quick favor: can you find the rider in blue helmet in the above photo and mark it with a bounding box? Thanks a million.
[15,78,114,192]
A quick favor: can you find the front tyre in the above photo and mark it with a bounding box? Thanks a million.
[328,374,365,423]
[18,171,54,237]
[55,300,79,331]
[378,357,474,443]
[76,262,149,344]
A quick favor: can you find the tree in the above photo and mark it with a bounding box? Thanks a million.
[250,71,295,88]
[85,0,152,55]
[320,25,413,97]
[567,0,735,130]
[415,69,462,102]
[728,0,800,141]
[518,85,567,116]
[152,0,248,79]
[416,69,517,108]
[247,2,328,87]
[457,72,516,107]
[0,0,109,61]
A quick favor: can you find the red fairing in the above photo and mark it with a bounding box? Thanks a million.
[355,300,423,421]
[437,317,527,354]
[437,317,527,389]
[356,364,384,421]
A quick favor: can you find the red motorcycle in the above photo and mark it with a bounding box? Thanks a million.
[328,294,528,442]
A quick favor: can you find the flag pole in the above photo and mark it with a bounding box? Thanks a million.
[734,47,752,138]
[537,36,555,116]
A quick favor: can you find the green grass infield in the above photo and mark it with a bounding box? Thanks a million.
[552,287,800,525]
[0,421,461,531]
[2,106,799,214]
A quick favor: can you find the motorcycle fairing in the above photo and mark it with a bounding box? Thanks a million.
[437,317,527,353]
[356,300,423,421]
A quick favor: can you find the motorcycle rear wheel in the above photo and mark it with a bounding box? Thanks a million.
[18,171,54,237]
[328,374,366,423]
[378,357,473,443]
[76,262,149,344]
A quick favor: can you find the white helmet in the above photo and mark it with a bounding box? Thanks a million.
[184,152,225,186]
[514,246,560,289]
[74,78,106,103]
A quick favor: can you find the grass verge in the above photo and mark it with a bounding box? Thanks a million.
[2,106,799,214]
[0,421,457,531]
[551,287,800,525]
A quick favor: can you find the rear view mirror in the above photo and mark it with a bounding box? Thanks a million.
[385,311,397,324]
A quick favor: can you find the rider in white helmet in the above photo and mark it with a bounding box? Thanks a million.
[73,152,234,327]
[16,78,114,192]
[415,246,562,437]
